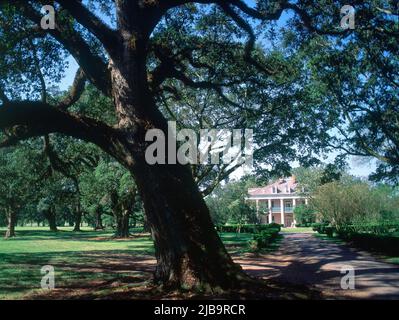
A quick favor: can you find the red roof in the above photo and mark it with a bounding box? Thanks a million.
[248,176,298,196]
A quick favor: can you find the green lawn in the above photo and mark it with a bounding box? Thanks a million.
[386,257,399,265]
[0,227,254,299]
[281,227,315,233]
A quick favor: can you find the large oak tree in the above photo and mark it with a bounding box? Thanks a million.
[0,0,396,290]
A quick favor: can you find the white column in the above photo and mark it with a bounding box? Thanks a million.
[293,198,297,226]
[280,198,285,227]
[268,199,272,224]
[305,198,309,205]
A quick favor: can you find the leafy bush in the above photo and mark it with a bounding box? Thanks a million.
[216,223,281,252]
[324,226,334,237]
[312,222,335,237]
[312,222,327,232]
[267,223,282,231]
[249,228,280,251]
[294,205,316,226]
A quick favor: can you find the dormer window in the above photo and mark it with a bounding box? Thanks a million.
[272,186,276,193]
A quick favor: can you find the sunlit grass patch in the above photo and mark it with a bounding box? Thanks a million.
[281,227,314,233]
[0,227,260,299]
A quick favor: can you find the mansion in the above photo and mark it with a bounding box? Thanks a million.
[247,176,308,228]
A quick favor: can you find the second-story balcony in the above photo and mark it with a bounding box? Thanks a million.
[270,206,293,213]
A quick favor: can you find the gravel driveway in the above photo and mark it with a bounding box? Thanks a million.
[235,233,399,299]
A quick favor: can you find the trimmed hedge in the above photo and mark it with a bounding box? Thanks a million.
[337,232,399,256]
[312,221,399,255]
[296,223,313,227]
[216,223,281,234]
[337,222,399,235]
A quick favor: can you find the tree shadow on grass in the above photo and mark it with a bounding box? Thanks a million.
[0,247,322,300]
[0,250,156,300]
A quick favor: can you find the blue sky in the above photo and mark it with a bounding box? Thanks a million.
[58,2,377,179]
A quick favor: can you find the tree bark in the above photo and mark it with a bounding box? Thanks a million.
[94,207,104,230]
[131,162,249,290]
[73,203,82,232]
[143,215,150,233]
[111,188,136,238]
[44,207,58,232]
[114,210,130,238]
[5,209,16,238]
[104,8,250,289]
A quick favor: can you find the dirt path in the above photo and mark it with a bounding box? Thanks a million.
[235,233,399,299]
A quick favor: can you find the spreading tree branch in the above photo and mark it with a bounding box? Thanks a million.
[57,68,87,110]
[0,101,123,157]
[11,1,112,97]
[55,0,118,53]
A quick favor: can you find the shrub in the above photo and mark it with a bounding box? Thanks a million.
[312,222,327,233]
[337,222,399,235]
[248,227,280,251]
[267,223,282,232]
[337,232,399,256]
[216,223,281,234]
[324,226,334,237]
[332,221,399,255]
[311,222,335,236]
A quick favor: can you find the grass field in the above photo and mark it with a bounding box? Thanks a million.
[0,227,256,299]
[281,227,314,233]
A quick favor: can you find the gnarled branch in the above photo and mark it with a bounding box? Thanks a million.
[0,101,122,156]
[57,68,87,110]
[55,0,118,53]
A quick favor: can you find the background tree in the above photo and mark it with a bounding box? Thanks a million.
[293,205,316,227]
[293,164,345,194]
[311,177,399,228]
[0,143,42,237]
[206,176,258,226]
[285,1,399,184]
[80,159,138,238]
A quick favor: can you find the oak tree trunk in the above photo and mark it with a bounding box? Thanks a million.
[5,209,16,238]
[110,60,250,288]
[73,203,82,232]
[44,208,58,232]
[105,4,251,290]
[114,210,130,238]
[131,161,249,290]
[94,207,104,230]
